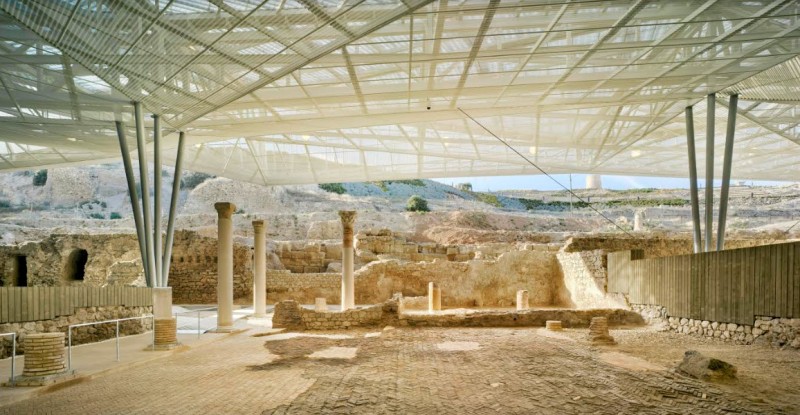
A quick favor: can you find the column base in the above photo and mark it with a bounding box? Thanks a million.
[211,325,236,333]
[4,370,78,387]
[152,318,179,351]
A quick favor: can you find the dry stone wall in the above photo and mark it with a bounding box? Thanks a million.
[355,229,476,263]
[275,241,341,273]
[633,304,800,349]
[267,271,340,304]
[0,305,152,359]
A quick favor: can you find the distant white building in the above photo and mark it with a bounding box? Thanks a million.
[585,175,603,190]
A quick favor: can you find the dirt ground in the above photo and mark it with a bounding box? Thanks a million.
[2,326,798,414]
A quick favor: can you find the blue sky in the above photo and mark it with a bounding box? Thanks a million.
[432,174,793,192]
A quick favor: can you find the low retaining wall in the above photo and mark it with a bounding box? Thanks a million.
[266,271,340,304]
[273,299,643,330]
[0,305,152,359]
[633,304,800,349]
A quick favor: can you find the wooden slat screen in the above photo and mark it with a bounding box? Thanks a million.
[608,241,800,325]
[0,286,152,324]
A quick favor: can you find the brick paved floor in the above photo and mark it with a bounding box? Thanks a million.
[0,327,789,414]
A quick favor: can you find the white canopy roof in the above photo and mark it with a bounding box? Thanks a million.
[0,0,798,184]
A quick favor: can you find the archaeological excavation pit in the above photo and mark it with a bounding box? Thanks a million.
[2,2,800,413]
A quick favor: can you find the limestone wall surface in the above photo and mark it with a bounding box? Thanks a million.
[352,249,561,307]
[556,250,628,309]
[0,234,143,287]
[0,305,152,359]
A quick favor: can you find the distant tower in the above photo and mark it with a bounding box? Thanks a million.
[586,174,603,190]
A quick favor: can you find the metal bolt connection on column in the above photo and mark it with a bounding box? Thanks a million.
[704,93,715,252]
[153,115,163,287]
[134,102,158,286]
[163,132,186,286]
[685,107,702,254]
[115,121,151,287]
[717,94,739,251]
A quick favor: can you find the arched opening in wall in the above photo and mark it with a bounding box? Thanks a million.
[64,249,89,281]
[14,255,27,286]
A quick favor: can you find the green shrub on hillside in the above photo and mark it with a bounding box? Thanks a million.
[319,183,346,194]
[33,169,48,186]
[109,212,122,220]
[406,195,430,212]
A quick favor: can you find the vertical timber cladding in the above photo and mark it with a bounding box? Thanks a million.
[0,286,153,324]
[607,241,800,325]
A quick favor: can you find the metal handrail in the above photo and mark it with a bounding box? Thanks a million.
[67,314,154,371]
[1,332,16,385]
[174,306,218,338]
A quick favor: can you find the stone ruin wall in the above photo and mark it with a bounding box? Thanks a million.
[0,305,152,359]
[634,304,800,349]
[273,299,644,331]
[168,231,254,304]
[0,234,144,287]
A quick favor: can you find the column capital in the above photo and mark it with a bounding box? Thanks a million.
[252,219,265,232]
[214,202,236,218]
[338,210,357,227]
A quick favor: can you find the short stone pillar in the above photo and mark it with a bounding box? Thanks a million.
[12,333,74,386]
[634,210,645,232]
[154,318,178,349]
[152,287,178,349]
[315,298,328,312]
[546,320,562,331]
[516,290,529,311]
[588,317,616,345]
[428,282,441,312]
[252,220,267,318]
[215,202,236,332]
[339,211,357,311]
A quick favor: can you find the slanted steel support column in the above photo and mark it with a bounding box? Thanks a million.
[163,132,185,286]
[685,106,702,254]
[717,94,738,251]
[153,115,163,287]
[704,94,715,252]
[135,102,157,286]
[115,121,151,287]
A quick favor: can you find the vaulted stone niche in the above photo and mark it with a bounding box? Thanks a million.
[14,255,27,286]
[64,249,89,282]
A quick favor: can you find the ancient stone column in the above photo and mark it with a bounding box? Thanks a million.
[215,202,236,332]
[152,287,178,349]
[516,290,529,311]
[315,297,328,312]
[339,210,356,311]
[252,220,267,318]
[428,282,441,312]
